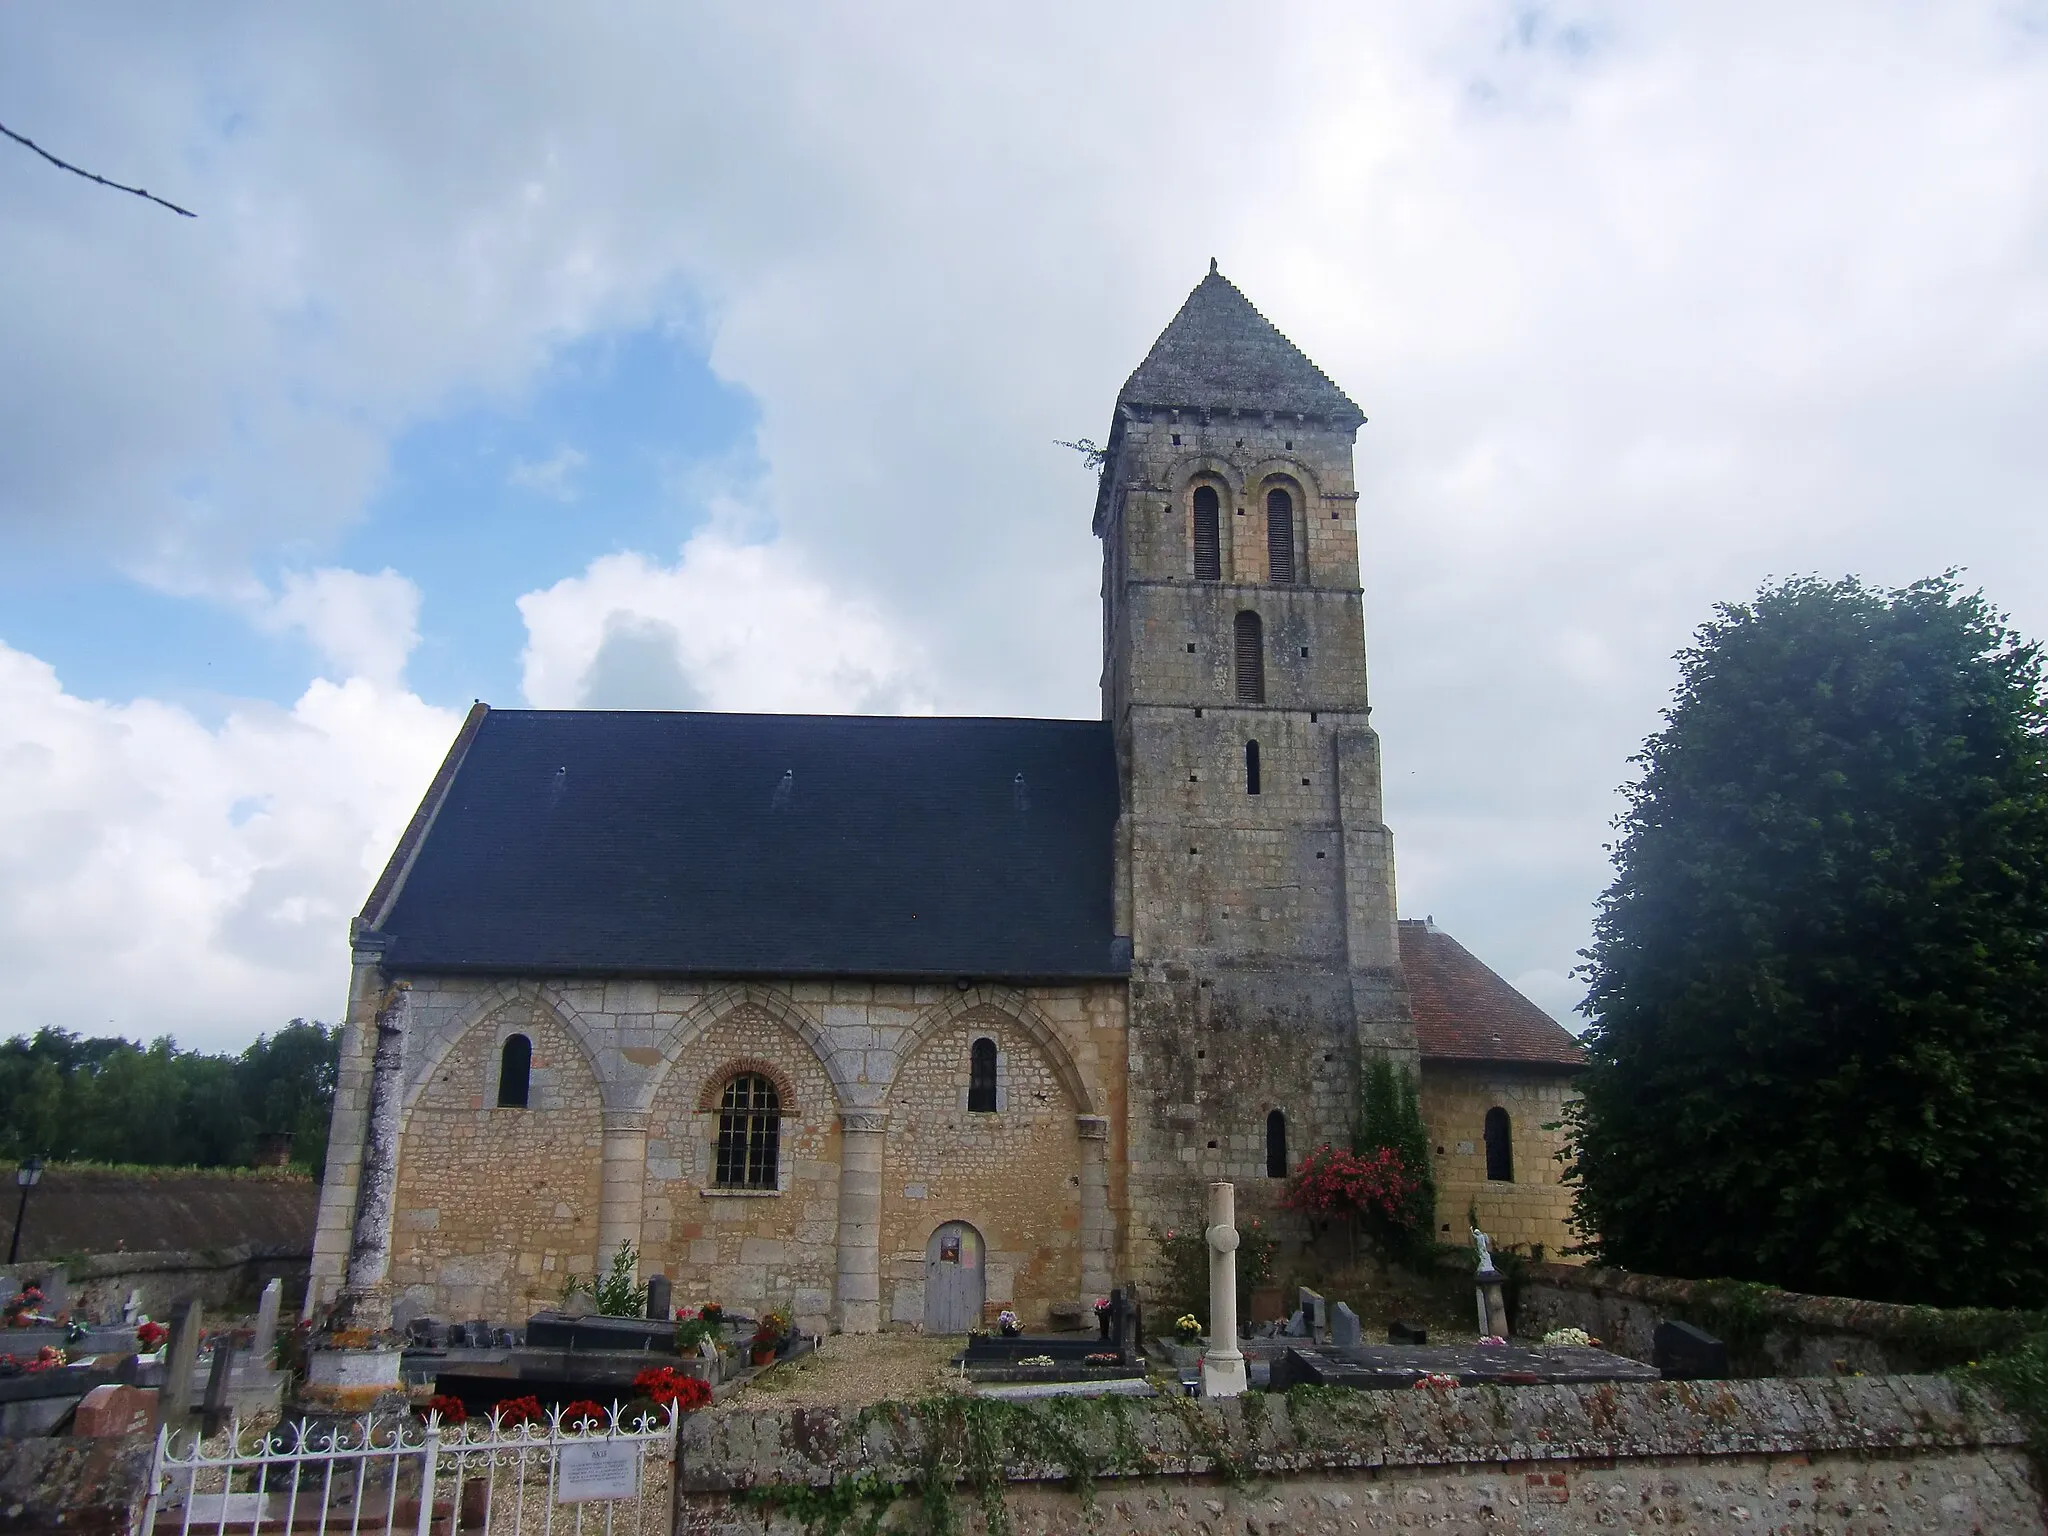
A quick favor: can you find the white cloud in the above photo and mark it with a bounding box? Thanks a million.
[518,530,931,716]
[0,641,458,1048]
[6,2,2048,1032]
[256,567,421,689]
[507,446,587,501]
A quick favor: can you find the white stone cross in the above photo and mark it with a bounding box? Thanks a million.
[1199,1181,1247,1398]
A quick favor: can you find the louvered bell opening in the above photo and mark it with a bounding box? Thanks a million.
[1234,611,1265,703]
[1192,485,1222,581]
[1267,488,1295,584]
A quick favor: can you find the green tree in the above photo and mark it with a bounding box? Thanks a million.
[1566,573,2048,1307]
[1354,1056,1436,1262]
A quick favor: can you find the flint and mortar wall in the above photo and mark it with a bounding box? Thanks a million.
[1518,1263,2040,1376]
[1,1244,307,1323]
[677,1377,2042,1535]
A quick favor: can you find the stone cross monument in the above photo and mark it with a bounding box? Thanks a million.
[1200,1181,1247,1398]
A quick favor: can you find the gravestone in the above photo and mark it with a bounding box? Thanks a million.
[1297,1287,1327,1343]
[122,1291,142,1326]
[646,1275,672,1322]
[1388,1319,1428,1345]
[1653,1320,1729,1380]
[74,1383,158,1437]
[1284,1309,1307,1337]
[201,1338,235,1436]
[252,1279,283,1365]
[160,1300,204,1425]
[1107,1289,1131,1363]
[1330,1301,1361,1349]
[493,1327,518,1348]
[462,1319,491,1348]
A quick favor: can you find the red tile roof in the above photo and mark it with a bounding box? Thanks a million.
[1400,920,1585,1070]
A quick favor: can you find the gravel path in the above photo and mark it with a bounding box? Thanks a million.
[707,1333,970,1414]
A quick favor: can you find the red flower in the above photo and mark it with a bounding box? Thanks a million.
[419,1394,468,1425]
[1278,1144,1417,1222]
[560,1399,608,1431]
[136,1321,168,1350]
[492,1395,545,1428]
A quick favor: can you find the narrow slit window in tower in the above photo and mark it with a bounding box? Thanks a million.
[1245,739,1261,794]
[1234,611,1265,702]
[1484,1106,1514,1183]
[1266,1109,1288,1178]
[1192,486,1222,581]
[1267,488,1295,583]
[497,1034,531,1108]
[968,1038,998,1113]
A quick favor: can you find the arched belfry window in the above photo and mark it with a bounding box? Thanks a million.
[716,1073,782,1189]
[1484,1106,1514,1183]
[1266,1109,1288,1178]
[1192,486,1222,582]
[968,1038,998,1113]
[1245,739,1261,795]
[1267,488,1295,584]
[497,1034,531,1108]
[1234,611,1265,703]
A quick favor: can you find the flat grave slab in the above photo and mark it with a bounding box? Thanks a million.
[1269,1343,1664,1392]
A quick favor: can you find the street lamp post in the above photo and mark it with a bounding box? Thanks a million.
[8,1156,44,1266]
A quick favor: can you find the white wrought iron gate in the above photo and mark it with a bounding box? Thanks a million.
[143,1403,677,1536]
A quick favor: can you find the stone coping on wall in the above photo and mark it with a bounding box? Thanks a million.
[1521,1262,2043,1343]
[678,1376,2025,1491]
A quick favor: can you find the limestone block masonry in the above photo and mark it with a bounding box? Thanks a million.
[309,978,1127,1333]
[1098,363,1416,1267]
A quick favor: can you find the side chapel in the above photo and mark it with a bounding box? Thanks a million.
[307,265,1585,1336]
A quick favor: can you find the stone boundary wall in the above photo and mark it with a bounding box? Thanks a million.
[0,1434,154,1536]
[1516,1262,2033,1376]
[2,1242,309,1322]
[676,1377,2042,1534]
[2,1167,317,1265]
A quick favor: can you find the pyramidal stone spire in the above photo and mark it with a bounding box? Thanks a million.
[1117,265,1363,425]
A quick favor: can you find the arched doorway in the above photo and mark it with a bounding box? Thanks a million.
[924,1221,985,1333]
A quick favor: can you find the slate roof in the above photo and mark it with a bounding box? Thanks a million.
[1117,264,1364,425]
[1400,920,1585,1070]
[365,708,1128,980]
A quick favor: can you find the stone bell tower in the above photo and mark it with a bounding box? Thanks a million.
[1093,263,1414,1246]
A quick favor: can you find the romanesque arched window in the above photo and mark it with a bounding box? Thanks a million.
[1192,486,1222,582]
[1266,1109,1288,1178]
[1234,611,1265,703]
[497,1034,532,1108]
[716,1073,782,1189]
[968,1037,998,1113]
[1484,1106,1514,1183]
[1245,739,1261,795]
[1267,488,1295,584]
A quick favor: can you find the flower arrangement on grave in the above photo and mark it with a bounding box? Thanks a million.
[1477,1335,1508,1347]
[1412,1372,1459,1391]
[135,1320,168,1351]
[0,1345,69,1374]
[1084,1352,1119,1367]
[1017,1354,1055,1366]
[673,1307,721,1353]
[1094,1295,1112,1339]
[1541,1327,1597,1348]
[632,1366,712,1413]
[996,1309,1021,1337]
[560,1399,609,1432]
[418,1394,467,1425]
[4,1285,46,1328]
[749,1311,790,1364]
[491,1395,545,1429]
[1173,1313,1203,1345]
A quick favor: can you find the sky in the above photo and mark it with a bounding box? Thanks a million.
[3,3,2047,1051]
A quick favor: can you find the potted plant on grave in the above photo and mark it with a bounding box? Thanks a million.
[1169,1312,1204,1369]
[1093,1297,1111,1340]
[996,1309,1022,1338]
[749,1311,790,1366]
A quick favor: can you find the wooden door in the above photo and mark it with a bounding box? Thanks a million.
[923,1221,985,1334]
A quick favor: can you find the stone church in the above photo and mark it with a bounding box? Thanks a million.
[307,266,1584,1337]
